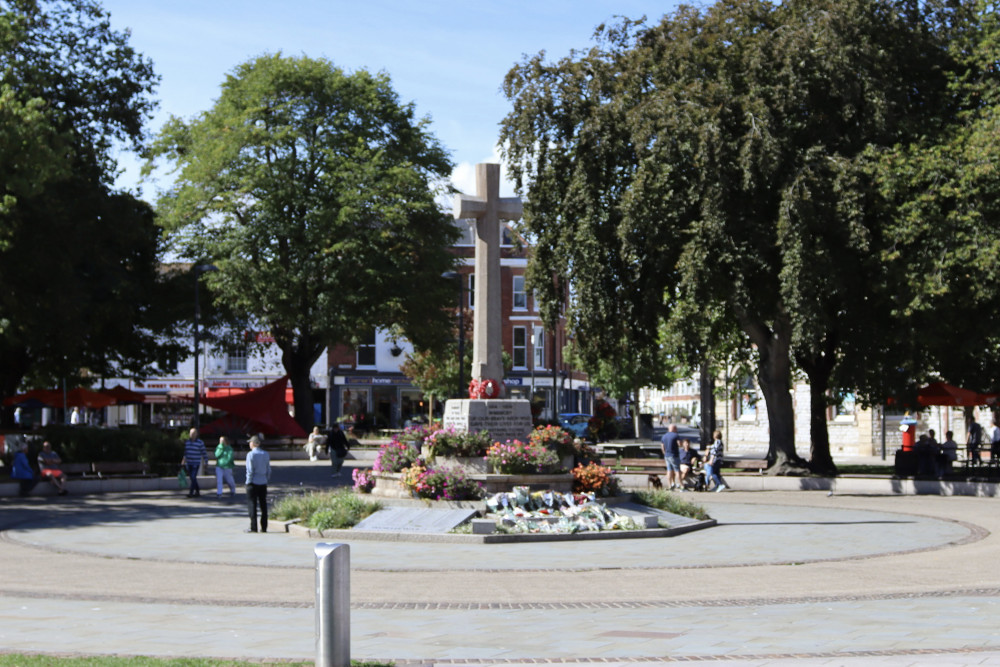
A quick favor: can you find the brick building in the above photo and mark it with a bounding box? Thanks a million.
[327,221,592,429]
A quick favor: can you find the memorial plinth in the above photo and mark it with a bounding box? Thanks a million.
[443,398,533,444]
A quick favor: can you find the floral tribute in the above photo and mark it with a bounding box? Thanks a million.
[372,440,420,473]
[485,439,561,474]
[468,377,501,399]
[352,468,375,493]
[400,464,483,501]
[484,486,642,534]
[571,462,620,496]
[589,399,618,441]
[395,423,438,449]
[529,424,583,458]
[426,426,493,458]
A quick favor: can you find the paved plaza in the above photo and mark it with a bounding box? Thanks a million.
[3,459,1000,665]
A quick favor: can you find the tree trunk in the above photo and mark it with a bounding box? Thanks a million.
[742,315,808,474]
[633,384,642,440]
[699,359,716,448]
[805,372,837,475]
[796,342,839,476]
[281,342,323,432]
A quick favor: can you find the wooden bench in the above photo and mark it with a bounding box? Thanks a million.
[59,463,94,477]
[601,457,667,473]
[725,456,769,474]
[602,455,768,474]
[91,461,152,478]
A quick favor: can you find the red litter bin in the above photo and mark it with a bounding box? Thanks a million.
[900,417,917,451]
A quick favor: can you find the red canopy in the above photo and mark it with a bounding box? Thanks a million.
[3,387,115,409]
[199,376,306,437]
[917,381,986,407]
[100,385,147,404]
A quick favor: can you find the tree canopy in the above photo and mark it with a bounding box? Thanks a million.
[148,54,460,429]
[0,0,184,409]
[501,0,998,472]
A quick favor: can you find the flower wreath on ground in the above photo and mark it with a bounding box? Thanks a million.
[484,486,643,533]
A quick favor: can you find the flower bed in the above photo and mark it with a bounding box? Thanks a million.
[486,439,560,474]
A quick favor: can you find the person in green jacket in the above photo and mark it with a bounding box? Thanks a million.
[215,436,237,498]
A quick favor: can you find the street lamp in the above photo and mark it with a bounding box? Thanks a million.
[441,270,465,398]
[192,263,218,428]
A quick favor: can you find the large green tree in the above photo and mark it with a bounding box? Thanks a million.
[502,0,979,473]
[0,0,184,408]
[149,54,460,429]
[861,1,1000,404]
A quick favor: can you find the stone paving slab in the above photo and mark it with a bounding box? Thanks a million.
[3,463,1000,665]
[3,497,971,570]
[5,593,1000,662]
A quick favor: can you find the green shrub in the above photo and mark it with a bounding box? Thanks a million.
[426,427,493,457]
[36,426,182,474]
[633,489,710,520]
[273,489,382,529]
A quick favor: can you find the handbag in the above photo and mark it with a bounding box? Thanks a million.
[178,467,189,489]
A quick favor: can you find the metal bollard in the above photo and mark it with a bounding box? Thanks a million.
[315,543,350,667]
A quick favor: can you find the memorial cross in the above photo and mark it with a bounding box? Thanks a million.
[453,163,523,397]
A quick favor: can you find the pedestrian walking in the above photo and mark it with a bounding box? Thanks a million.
[181,428,207,498]
[705,430,727,492]
[967,421,983,465]
[214,436,237,498]
[327,422,350,476]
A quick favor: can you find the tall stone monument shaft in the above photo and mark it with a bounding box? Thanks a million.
[453,163,523,394]
[444,162,533,442]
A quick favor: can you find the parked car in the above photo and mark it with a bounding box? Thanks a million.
[558,413,594,441]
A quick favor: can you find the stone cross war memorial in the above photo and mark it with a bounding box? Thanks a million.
[444,162,533,443]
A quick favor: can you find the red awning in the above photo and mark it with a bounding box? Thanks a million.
[100,385,147,404]
[3,387,115,409]
[204,385,294,404]
[199,376,306,437]
[917,381,987,407]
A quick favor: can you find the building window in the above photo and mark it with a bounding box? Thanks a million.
[512,327,527,369]
[532,326,545,369]
[468,274,475,309]
[512,275,527,310]
[357,330,376,367]
[226,348,248,373]
[833,390,856,421]
[737,375,757,420]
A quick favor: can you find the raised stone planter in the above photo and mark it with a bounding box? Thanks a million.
[436,456,489,473]
[371,472,414,499]
[370,471,574,498]
[476,473,573,494]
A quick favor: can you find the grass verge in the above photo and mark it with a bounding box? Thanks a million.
[632,489,710,521]
[272,488,383,530]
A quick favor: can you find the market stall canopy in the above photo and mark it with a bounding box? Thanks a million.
[204,385,294,404]
[100,385,147,404]
[199,376,306,437]
[916,381,986,407]
[3,387,115,409]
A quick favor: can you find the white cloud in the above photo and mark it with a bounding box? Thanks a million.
[450,145,517,198]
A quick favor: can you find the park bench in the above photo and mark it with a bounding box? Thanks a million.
[724,455,769,474]
[59,462,94,477]
[601,457,667,473]
[602,454,769,474]
[91,461,152,478]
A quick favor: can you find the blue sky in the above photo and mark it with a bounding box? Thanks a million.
[100,0,679,198]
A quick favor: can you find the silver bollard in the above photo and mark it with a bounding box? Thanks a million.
[315,543,350,667]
